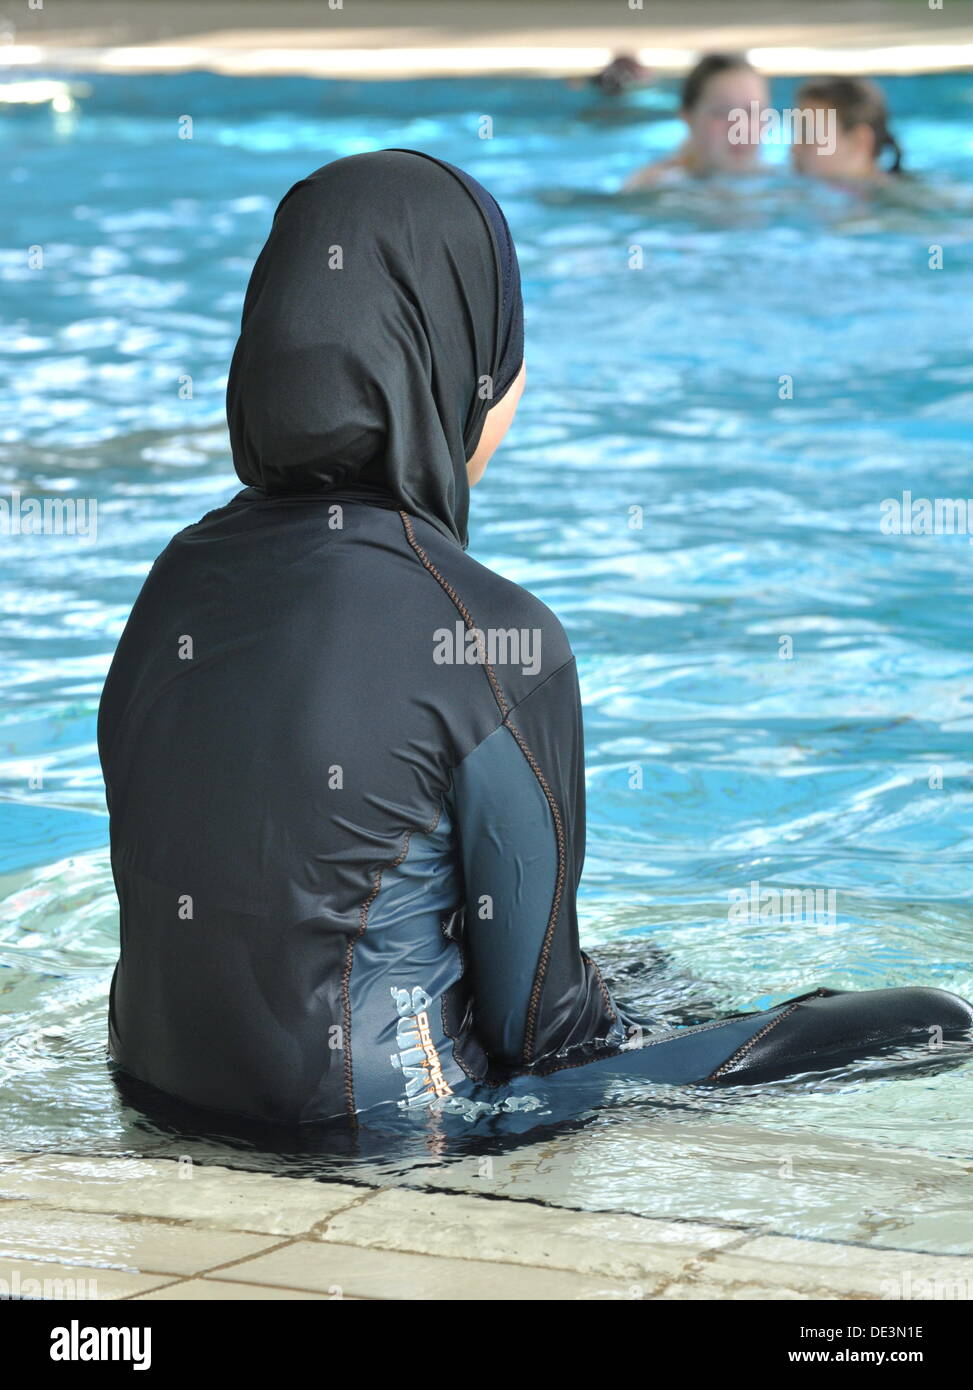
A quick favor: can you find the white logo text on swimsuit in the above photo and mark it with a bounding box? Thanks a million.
[390,985,453,1109]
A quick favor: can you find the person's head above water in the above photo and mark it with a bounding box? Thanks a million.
[678,52,768,174]
[791,76,902,182]
[226,149,526,549]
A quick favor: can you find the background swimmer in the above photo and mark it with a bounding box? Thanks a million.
[623,52,769,189]
[576,53,655,96]
[791,76,904,184]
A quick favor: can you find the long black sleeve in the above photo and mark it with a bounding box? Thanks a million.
[450,656,625,1072]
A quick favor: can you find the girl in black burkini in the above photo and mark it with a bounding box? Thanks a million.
[99,150,973,1129]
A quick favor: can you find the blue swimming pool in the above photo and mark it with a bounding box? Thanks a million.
[2,71,973,1246]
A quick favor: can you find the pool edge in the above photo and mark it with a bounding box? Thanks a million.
[1,1150,971,1300]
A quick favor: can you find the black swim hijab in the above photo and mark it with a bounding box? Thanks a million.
[226,149,524,549]
[419,154,525,405]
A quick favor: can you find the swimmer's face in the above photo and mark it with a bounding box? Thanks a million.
[682,69,769,174]
[466,360,526,486]
[790,105,877,181]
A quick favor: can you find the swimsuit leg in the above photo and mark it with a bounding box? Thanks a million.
[540,984,973,1087]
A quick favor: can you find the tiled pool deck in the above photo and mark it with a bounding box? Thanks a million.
[1,1150,971,1300]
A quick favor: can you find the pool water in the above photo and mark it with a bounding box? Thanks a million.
[2,71,973,1248]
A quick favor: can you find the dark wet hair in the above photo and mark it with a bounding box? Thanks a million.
[795,76,903,173]
[680,52,758,112]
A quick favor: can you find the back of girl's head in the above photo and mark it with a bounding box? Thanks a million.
[680,52,757,111]
[795,75,903,172]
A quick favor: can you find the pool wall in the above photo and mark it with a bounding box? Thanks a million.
[6,0,973,78]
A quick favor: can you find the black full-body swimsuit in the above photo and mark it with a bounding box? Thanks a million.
[98,489,973,1126]
[98,150,973,1128]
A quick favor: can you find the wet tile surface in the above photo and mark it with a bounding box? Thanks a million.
[2,1150,972,1301]
[213,1239,648,1300]
[0,1202,280,1276]
[0,1154,368,1235]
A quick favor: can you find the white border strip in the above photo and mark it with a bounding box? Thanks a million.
[2,41,972,77]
